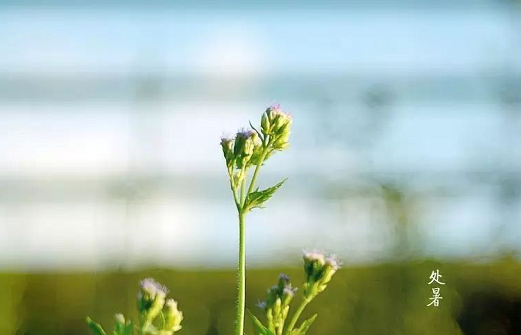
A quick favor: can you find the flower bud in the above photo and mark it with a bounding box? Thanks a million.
[282,286,296,306]
[114,313,125,324]
[273,132,291,150]
[220,137,235,168]
[234,129,256,168]
[164,299,183,333]
[261,112,271,135]
[114,313,128,335]
[257,273,297,334]
[262,105,292,150]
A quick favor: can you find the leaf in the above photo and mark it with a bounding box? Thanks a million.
[245,179,287,211]
[86,317,107,335]
[291,314,318,335]
[123,322,133,335]
[247,309,275,335]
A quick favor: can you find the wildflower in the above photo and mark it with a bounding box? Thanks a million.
[303,251,340,300]
[234,129,256,168]
[260,105,292,151]
[220,107,298,335]
[257,273,297,334]
[138,278,168,327]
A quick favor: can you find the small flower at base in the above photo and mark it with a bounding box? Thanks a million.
[114,313,125,324]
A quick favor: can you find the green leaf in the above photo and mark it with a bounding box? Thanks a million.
[86,317,107,335]
[245,179,287,211]
[114,321,133,335]
[247,309,275,335]
[123,322,133,335]
[291,314,318,335]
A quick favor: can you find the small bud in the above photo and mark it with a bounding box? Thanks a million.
[234,129,256,168]
[261,112,271,135]
[114,313,128,335]
[220,137,235,168]
[114,313,125,324]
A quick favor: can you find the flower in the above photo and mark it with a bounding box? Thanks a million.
[139,278,169,301]
[256,301,267,310]
[260,105,292,151]
[220,136,235,168]
[302,250,340,299]
[114,313,125,324]
[137,278,168,326]
[234,129,256,168]
[325,254,341,271]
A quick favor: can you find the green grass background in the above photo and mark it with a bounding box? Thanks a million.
[1,259,520,335]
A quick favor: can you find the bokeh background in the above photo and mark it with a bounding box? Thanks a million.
[1,0,521,334]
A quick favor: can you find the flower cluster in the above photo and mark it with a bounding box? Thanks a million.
[303,251,340,300]
[256,274,298,335]
[220,105,292,193]
[87,278,183,335]
[260,104,292,151]
[249,251,340,335]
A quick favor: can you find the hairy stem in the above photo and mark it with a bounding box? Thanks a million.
[235,212,247,335]
[240,171,247,205]
[284,299,310,335]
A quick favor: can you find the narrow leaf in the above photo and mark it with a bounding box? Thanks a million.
[245,179,287,211]
[86,317,107,335]
[123,322,133,335]
[247,309,275,335]
[291,314,318,335]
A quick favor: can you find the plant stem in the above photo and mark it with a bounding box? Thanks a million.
[240,171,247,205]
[235,145,269,334]
[235,212,247,335]
[284,299,310,335]
[245,149,268,200]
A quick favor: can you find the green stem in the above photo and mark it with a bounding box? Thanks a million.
[284,299,310,335]
[245,149,268,204]
[240,171,247,205]
[235,212,247,335]
[159,311,166,329]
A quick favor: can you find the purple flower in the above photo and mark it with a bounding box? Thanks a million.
[140,277,169,297]
[256,301,267,310]
[325,254,341,271]
[236,128,255,139]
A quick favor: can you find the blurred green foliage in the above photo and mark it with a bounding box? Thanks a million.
[0,259,520,335]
